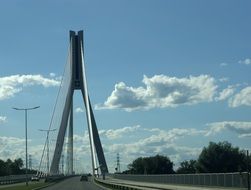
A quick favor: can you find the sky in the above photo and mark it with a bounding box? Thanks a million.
[0,0,251,174]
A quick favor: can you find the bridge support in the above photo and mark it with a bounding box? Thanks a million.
[66,102,73,175]
[50,31,108,175]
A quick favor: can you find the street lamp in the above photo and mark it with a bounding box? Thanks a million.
[13,106,40,186]
[38,128,56,175]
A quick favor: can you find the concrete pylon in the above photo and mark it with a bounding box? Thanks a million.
[50,31,108,175]
[66,102,73,175]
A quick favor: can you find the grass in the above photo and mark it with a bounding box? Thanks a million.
[2,181,53,190]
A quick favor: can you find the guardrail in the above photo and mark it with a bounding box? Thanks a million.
[113,172,250,188]
[0,174,33,185]
[94,178,149,190]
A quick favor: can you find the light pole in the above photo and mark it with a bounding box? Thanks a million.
[13,106,40,186]
[38,129,56,175]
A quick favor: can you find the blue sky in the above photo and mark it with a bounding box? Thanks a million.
[0,0,251,173]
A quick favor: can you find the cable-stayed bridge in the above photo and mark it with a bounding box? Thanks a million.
[1,30,249,190]
[37,31,108,177]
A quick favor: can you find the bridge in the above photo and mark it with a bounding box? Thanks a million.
[1,31,250,190]
[36,30,108,177]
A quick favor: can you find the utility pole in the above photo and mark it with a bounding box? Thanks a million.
[38,129,56,175]
[29,155,32,170]
[61,154,64,174]
[13,106,40,186]
[247,150,250,190]
[116,153,121,173]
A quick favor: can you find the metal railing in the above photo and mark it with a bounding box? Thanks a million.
[0,174,33,185]
[113,172,250,188]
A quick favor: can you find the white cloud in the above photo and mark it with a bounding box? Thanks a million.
[0,116,7,124]
[220,63,228,67]
[0,136,47,171]
[215,86,235,101]
[238,58,251,65]
[2,121,250,173]
[0,136,26,160]
[49,73,56,77]
[96,75,217,111]
[219,77,229,82]
[0,74,60,100]
[206,121,251,138]
[229,86,251,107]
[140,128,204,145]
[0,136,25,145]
[103,126,204,168]
[99,125,141,139]
[75,107,84,113]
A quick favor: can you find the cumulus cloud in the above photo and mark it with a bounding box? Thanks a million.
[0,136,26,160]
[0,116,7,124]
[99,125,141,139]
[0,74,60,100]
[1,125,202,172]
[215,86,235,101]
[96,75,217,111]
[229,86,251,107]
[75,107,84,113]
[72,132,90,144]
[238,58,251,65]
[103,126,204,167]
[206,121,251,138]
[49,73,56,77]
[140,128,205,146]
[0,136,47,171]
[3,121,250,172]
[73,125,205,169]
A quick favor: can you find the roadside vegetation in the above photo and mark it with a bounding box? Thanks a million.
[0,158,37,176]
[2,181,52,190]
[122,141,251,174]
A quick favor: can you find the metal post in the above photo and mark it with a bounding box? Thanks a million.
[25,109,28,186]
[47,137,49,175]
[247,150,250,190]
[12,106,40,186]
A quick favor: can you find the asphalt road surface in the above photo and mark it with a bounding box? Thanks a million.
[42,176,104,190]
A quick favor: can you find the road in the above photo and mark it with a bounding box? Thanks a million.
[42,176,104,190]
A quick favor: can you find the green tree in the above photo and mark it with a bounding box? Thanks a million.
[196,141,246,173]
[0,159,7,176]
[176,160,197,174]
[0,158,24,176]
[5,159,13,175]
[125,154,174,174]
[11,158,24,174]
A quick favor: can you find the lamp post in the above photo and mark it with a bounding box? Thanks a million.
[13,106,40,186]
[38,129,56,175]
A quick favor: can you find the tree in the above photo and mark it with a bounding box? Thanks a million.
[11,158,24,174]
[0,158,24,176]
[5,159,13,175]
[176,160,197,174]
[124,154,174,174]
[0,159,7,176]
[196,141,247,173]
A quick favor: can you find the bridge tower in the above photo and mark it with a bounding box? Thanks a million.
[50,31,108,175]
